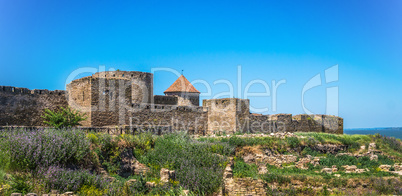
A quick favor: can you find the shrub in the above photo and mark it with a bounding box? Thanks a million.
[261,173,291,185]
[297,132,370,151]
[9,173,32,194]
[306,137,319,146]
[375,134,402,153]
[232,158,258,178]
[140,133,226,194]
[38,166,110,193]
[228,136,275,147]
[0,169,6,185]
[0,129,90,171]
[301,146,321,157]
[41,106,87,128]
[95,134,121,174]
[86,133,99,145]
[371,177,402,195]
[286,136,300,148]
[119,132,155,151]
[77,185,106,196]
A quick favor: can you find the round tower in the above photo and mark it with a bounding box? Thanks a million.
[92,71,153,104]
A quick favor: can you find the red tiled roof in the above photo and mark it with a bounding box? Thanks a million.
[164,75,200,93]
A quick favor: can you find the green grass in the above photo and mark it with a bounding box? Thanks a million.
[319,154,394,170]
[138,133,228,194]
[232,157,258,178]
[296,132,371,151]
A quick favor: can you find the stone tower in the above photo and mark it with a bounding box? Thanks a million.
[164,75,200,106]
[203,98,250,134]
[66,70,153,127]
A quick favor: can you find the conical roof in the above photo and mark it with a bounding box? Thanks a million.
[164,75,200,93]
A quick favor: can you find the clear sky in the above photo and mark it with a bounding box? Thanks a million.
[0,0,401,129]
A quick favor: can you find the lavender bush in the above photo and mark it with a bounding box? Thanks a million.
[38,166,109,193]
[140,133,227,194]
[0,128,90,171]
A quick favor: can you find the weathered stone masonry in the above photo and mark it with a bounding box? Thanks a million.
[0,86,68,126]
[0,70,343,134]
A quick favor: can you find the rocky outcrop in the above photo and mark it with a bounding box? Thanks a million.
[379,165,391,172]
[321,166,338,174]
[309,144,347,154]
[243,149,298,168]
[119,148,136,178]
[342,165,368,173]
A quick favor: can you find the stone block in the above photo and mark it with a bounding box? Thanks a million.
[160,168,175,183]
[321,167,333,174]
[379,164,391,172]
[146,181,156,188]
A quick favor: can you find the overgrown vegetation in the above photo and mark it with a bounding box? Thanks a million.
[138,133,229,194]
[41,106,87,128]
[1,129,402,195]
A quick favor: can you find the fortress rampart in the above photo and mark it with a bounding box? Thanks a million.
[0,70,343,134]
[0,86,68,126]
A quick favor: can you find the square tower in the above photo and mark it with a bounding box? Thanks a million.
[202,98,250,134]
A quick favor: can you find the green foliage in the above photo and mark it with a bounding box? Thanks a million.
[261,173,291,185]
[0,169,6,185]
[2,129,402,195]
[139,133,227,194]
[41,106,87,128]
[319,154,394,170]
[0,148,10,172]
[305,137,319,146]
[86,133,99,145]
[77,185,106,196]
[9,173,32,194]
[119,132,156,152]
[301,146,321,157]
[0,129,90,171]
[321,185,330,196]
[371,177,402,195]
[39,166,109,193]
[232,158,258,178]
[374,133,402,160]
[329,178,348,188]
[228,136,274,147]
[285,136,300,148]
[297,132,371,151]
[94,134,120,174]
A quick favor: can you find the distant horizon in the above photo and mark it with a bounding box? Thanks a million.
[345,127,402,130]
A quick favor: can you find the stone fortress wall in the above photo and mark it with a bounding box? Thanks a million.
[0,70,343,134]
[0,86,68,126]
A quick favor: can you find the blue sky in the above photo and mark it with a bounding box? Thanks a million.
[0,0,401,129]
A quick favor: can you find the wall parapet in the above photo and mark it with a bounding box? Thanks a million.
[249,113,343,134]
[130,103,203,112]
[0,85,66,95]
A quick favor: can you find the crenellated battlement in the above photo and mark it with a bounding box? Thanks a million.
[0,86,68,126]
[0,86,66,96]
[0,70,343,134]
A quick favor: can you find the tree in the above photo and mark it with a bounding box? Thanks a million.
[41,106,87,128]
